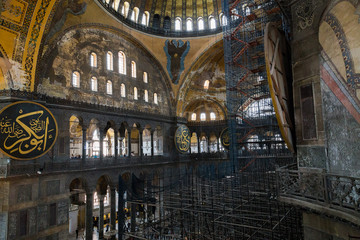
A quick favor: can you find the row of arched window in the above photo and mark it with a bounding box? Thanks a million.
[71,72,158,104]
[104,0,255,32]
[91,51,148,82]
[191,112,216,121]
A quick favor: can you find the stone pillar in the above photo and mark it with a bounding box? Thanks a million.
[139,128,143,156]
[82,126,87,163]
[197,136,201,153]
[127,129,131,157]
[99,195,105,239]
[118,177,126,240]
[150,130,154,156]
[86,192,94,240]
[110,187,116,230]
[207,136,210,153]
[114,130,118,160]
[99,130,104,161]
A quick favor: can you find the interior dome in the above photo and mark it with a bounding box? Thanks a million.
[98,0,225,37]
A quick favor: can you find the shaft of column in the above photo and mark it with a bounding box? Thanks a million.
[86,192,93,240]
[110,188,116,230]
[99,195,105,239]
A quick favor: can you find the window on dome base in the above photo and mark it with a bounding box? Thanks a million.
[186,18,193,31]
[200,113,206,121]
[209,16,216,29]
[175,17,182,31]
[198,17,204,30]
[210,112,216,121]
[191,113,197,121]
[72,71,80,88]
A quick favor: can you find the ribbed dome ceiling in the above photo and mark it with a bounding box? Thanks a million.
[99,0,224,36]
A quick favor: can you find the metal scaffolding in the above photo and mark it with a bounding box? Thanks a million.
[118,1,302,239]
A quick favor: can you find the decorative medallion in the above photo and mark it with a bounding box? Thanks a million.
[220,127,230,150]
[164,40,190,84]
[0,101,58,160]
[295,0,317,31]
[174,125,190,154]
[264,23,295,153]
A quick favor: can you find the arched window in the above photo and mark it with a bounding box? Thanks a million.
[243,4,250,16]
[144,90,148,102]
[191,113,196,121]
[209,16,216,29]
[131,7,139,22]
[204,80,210,89]
[91,77,98,92]
[90,52,97,67]
[131,61,136,78]
[175,17,182,31]
[210,112,216,120]
[154,93,158,104]
[200,112,206,121]
[134,87,138,100]
[219,13,227,26]
[118,51,126,74]
[231,8,239,20]
[141,11,150,26]
[143,72,148,83]
[197,17,204,30]
[121,1,130,18]
[106,51,113,71]
[106,80,112,95]
[121,83,126,97]
[112,0,120,10]
[186,18,193,31]
[72,71,80,88]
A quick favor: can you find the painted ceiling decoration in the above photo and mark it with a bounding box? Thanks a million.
[164,39,190,84]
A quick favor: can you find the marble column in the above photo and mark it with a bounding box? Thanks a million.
[82,126,87,163]
[127,129,131,157]
[99,195,105,239]
[197,136,201,153]
[86,192,94,240]
[150,130,154,156]
[99,130,104,161]
[114,130,118,160]
[217,136,220,152]
[118,177,126,239]
[207,136,210,153]
[110,187,116,230]
[139,128,143,156]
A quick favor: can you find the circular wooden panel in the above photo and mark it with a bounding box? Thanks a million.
[264,23,295,153]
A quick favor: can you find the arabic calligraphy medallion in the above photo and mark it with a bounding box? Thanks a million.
[220,128,230,150]
[0,101,58,160]
[174,125,190,154]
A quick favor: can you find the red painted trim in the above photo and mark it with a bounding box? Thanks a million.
[321,66,360,124]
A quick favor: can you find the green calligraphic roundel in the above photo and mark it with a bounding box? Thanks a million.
[0,101,58,160]
[220,128,230,150]
[174,125,190,154]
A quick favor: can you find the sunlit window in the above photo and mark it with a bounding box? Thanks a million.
[219,13,227,26]
[112,0,120,10]
[186,18,193,31]
[231,8,239,20]
[106,51,113,71]
[154,93,158,104]
[144,90,148,102]
[143,72,148,83]
[200,113,206,121]
[141,11,150,26]
[243,4,251,16]
[175,17,182,31]
[131,7,139,22]
[198,17,204,30]
[106,80,112,95]
[121,2,130,18]
[134,87,138,100]
[131,61,136,78]
[121,83,126,97]
[210,112,216,120]
[191,113,196,121]
[72,71,80,88]
[209,16,216,29]
[91,77,97,92]
[204,80,210,89]
[90,52,97,67]
[118,51,126,74]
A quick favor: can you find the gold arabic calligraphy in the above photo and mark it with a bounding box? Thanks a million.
[0,109,54,156]
[175,126,190,152]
